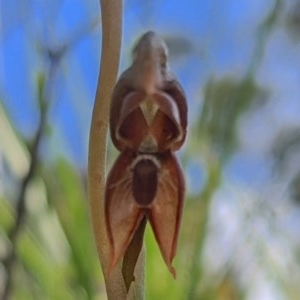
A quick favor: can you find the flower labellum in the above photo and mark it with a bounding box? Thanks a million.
[105,31,187,284]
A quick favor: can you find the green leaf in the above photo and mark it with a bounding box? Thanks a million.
[17,230,74,300]
[36,72,47,113]
[197,77,258,161]
[0,102,29,178]
[44,158,100,298]
[0,197,15,233]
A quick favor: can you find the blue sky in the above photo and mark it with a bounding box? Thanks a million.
[1,0,300,180]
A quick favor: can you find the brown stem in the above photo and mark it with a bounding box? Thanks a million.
[88,0,145,299]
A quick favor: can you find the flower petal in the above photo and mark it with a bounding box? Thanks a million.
[105,151,144,272]
[147,153,185,277]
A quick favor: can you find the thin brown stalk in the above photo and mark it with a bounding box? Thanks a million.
[88,1,145,299]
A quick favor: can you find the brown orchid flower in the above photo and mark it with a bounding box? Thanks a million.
[105,31,187,282]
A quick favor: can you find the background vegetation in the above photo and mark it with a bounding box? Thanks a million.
[1,0,300,299]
